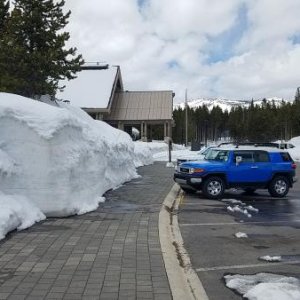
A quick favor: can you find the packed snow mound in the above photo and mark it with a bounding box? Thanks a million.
[225,273,300,300]
[0,193,46,240]
[289,136,300,161]
[134,142,154,167]
[290,136,300,146]
[0,93,138,220]
[134,140,186,162]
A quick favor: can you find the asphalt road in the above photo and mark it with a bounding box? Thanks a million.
[178,164,300,300]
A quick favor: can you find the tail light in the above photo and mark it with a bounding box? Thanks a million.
[292,163,297,169]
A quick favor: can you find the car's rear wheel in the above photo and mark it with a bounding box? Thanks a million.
[268,176,289,198]
[202,176,225,199]
[181,187,197,194]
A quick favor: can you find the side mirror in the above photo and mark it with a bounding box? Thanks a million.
[236,156,242,166]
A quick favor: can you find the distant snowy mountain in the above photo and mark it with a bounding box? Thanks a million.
[173,97,285,111]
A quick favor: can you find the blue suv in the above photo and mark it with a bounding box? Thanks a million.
[174,148,297,199]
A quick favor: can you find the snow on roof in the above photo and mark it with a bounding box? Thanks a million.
[57,66,118,109]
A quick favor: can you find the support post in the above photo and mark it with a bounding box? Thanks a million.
[166,137,174,168]
[141,122,144,139]
[168,121,172,139]
[144,122,147,141]
[118,121,124,131]
[185,89,188,146]
[141,122,148,142]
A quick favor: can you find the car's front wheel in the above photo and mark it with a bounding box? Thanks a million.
[268,176,289,198]
[202,176,225,199]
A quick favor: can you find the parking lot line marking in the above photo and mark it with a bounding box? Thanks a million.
[180,202,204,205]
[180,220,300,226]
[196,260,300,272]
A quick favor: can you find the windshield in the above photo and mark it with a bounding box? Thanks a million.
[201,147,211,155]
[205,149,229,162]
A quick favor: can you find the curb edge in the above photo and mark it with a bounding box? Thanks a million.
[159,184,209,300]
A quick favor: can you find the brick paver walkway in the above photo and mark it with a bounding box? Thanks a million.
[0,162,174,300]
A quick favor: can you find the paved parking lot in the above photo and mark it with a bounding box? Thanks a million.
[178,164,300,300]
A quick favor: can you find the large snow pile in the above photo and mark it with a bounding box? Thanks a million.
[0,93,140,239]
[289,136,300,162]
[225,273,300,300]
[134,141,190,162]
[133,142,154,167]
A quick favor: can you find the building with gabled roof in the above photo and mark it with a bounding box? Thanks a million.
[57,64,174,140]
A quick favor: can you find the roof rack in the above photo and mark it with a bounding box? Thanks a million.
[218,142,280,149]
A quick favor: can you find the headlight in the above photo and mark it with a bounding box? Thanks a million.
[189,168,205,174]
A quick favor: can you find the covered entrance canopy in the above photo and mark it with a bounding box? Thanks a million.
[105,91,173,140]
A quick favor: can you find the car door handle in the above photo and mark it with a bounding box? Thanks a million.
[251,166,258,169]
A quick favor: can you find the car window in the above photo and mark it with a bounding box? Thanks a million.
[254,151,270,162]
[233,151,254,163]
[202,148,210,155]
[205,149,229,161]
[280,152,293,162]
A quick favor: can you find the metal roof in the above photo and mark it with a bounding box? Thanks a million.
[106,91,173,121]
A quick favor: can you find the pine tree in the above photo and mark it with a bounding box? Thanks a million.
[0,0,9,31]
[0,0,84,98]
[0,0,15,94]
[295,87,300,102]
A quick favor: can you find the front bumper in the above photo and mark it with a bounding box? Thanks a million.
[173,173,203,188]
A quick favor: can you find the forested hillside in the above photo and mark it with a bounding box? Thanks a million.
[173,98,300,144]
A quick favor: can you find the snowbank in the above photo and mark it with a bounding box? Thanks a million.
[289,136,300,162]
[0,93,140,239]
[225,273,300,300]
[133,142,154,167]
[134,141,190,162]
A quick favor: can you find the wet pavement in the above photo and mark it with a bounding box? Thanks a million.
[0,162,174,300]
[178,163,300,300]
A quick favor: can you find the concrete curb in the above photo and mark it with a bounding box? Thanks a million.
[159,184,209,300]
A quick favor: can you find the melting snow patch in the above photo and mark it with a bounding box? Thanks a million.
[222,199,245,205]
[227,206,234,212]
[235,232,248,238]
[166,162,175,168]
[246,205,259,213]
[227,205,252,218]
[259,255,282,262]
[224,273,300,300]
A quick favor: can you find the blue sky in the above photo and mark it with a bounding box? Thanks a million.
[137,0,147,7]
[206,3,249,64]
[290,34,300,45]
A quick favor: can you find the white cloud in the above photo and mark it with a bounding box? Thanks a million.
[63,0,300,102]
[239,0,300,50]
[144,0,240,39]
